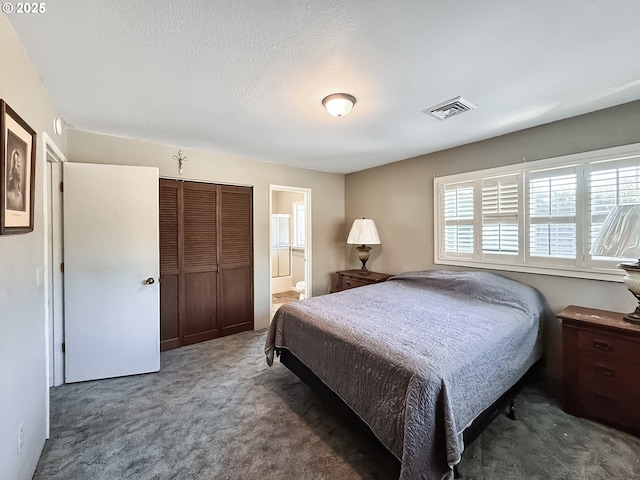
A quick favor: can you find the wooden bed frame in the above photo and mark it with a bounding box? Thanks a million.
[276,347,543,476]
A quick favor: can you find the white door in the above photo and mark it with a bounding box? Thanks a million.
[63,163,160,383]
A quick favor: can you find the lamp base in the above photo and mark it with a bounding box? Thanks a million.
[624,288,640,324]
[623,309,640,324]
[620,261,640,325]
[356,244,372,273]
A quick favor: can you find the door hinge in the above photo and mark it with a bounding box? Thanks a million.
[59,182,63,193]
[60,262,64,273]
[61,342,65,353]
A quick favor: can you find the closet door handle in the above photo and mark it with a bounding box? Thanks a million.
[144,277,156,285]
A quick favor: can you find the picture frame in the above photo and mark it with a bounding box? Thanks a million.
[1,100,37,234]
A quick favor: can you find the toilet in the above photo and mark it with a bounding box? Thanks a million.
[293,281,306,300]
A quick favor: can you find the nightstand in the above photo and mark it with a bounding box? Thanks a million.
[559,305,640,434]
[336,269,393,292]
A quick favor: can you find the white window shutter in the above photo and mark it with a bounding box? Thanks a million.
[481,175,518,255]
[528,169,577,259]
[433,143,640,280]
[443,183,474,255]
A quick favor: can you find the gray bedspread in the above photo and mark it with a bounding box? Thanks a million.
[265,270,549,480]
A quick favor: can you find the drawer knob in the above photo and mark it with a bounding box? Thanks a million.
[345,282,351,286]
[593,341,613,351]
[594,365,614,376]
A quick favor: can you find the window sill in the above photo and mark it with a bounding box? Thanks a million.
[434,258,625,283]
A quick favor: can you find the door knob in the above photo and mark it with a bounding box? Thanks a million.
[144,277,155,285]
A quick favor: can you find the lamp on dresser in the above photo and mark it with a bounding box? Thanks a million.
[590,204,640,324]
[347,218,381,273]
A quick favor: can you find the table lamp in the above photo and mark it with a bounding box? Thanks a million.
[347,218,381,273]
[590,204,640,324]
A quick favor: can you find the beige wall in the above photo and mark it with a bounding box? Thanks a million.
[0,15,68,480]
[67,130,345,329]
[273,190,303,215]
[345,100,640,392]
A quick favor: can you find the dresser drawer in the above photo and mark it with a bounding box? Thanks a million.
[577,329,640,362]
[578,351,640,396]
[579,379,640,431]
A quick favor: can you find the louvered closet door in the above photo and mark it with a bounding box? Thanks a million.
[159,180,180,351]
[182,181,219,345]
[159,180,253,351]
[219,185,254,334]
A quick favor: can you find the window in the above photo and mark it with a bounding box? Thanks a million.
[292,201,305,248]
[434,143,640,280]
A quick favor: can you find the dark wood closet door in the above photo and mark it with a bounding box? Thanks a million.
[181,182,219,346]
[159,180,253,351]
[159,179,180,351]
[219,186,254,334]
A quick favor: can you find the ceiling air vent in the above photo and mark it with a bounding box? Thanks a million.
[423,96,477,120]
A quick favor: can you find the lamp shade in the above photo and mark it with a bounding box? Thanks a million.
[590,204,640,259]
[347,218,380,245]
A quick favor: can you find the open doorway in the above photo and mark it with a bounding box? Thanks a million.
[269,185,311,318]
[43,133,65,389]
[43,133,66,438]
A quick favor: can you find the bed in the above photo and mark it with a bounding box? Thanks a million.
[265,270,550,480]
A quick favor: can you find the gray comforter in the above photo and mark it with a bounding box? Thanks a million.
[265,270,549,480]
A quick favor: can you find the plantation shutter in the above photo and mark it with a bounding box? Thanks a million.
[443,182,474,255]
[528,167,577,260]
[481,175,519,255]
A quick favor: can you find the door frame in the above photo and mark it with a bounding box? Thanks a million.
[269,185,312,305]
[42,132,66,438]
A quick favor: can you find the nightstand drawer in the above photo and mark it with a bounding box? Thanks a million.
[578,351,640,395]
[579,379,640,430]
[335,270,393,292]
[340,277,369,290]
[577,330,640,362]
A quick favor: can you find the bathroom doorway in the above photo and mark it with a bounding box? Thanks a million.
[269,185,311,318]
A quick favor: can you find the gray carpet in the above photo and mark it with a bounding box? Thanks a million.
[35,330,640,480]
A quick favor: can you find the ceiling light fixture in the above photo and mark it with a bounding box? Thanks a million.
[322,93,356,117]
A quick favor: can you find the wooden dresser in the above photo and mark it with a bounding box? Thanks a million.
[336,269,393,292]
[559,305,640,434]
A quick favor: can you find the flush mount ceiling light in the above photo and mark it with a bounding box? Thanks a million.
[322,93,356,117]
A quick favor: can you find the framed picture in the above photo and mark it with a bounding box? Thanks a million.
[0,100,36,234]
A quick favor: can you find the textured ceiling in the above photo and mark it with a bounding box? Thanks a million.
[7,1,640,173]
